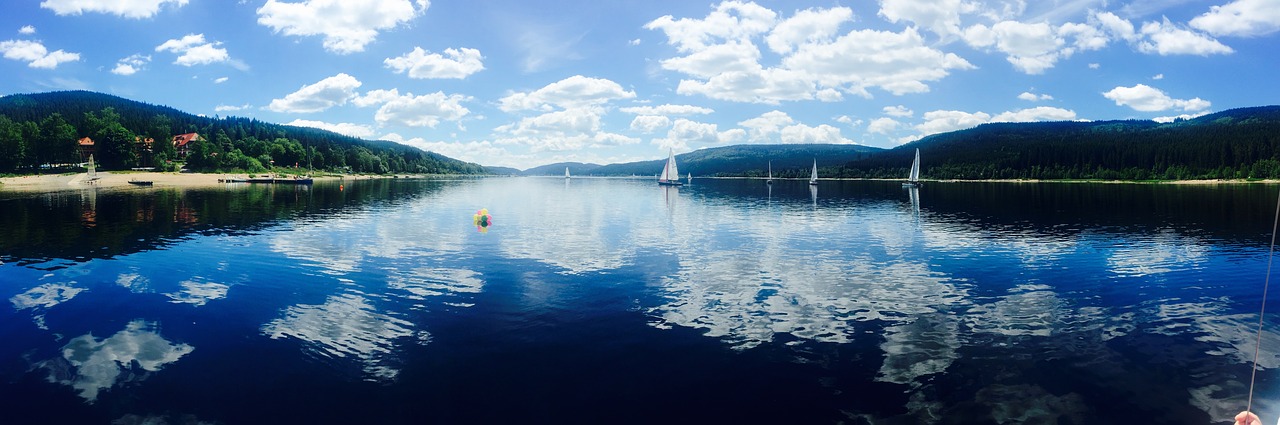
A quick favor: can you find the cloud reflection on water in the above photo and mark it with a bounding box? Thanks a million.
[387,266,484,309]
[11,282,84,310]
[640,184,968,351]
[164,280,230,306]
[262,293,420,381]
[877,313,960,386]
[652,253,966,350]
[260,188,484,381]
[39,320,193,402]
[1108,229,1208,277]
[11,282,85,330]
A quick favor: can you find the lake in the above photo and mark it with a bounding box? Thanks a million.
[2,177,1280,424]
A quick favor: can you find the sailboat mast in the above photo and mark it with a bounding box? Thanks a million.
[910,149,921,182]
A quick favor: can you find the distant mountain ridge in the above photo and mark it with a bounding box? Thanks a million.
[573,144,882,178]
[10,91,1277,181]
[835,105,1280,180]
[524,162,603,176]
[504,105,1280,181]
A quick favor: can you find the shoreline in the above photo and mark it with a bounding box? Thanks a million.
[4,172,1278,193]
[0,171,409,193]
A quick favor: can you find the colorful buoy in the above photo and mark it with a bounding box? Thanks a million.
[473,208,493,233]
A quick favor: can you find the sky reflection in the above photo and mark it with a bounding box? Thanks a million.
[38,320,193,402]
[164,280,230,306]
[262,293,421,381]
[3,179,1278,424]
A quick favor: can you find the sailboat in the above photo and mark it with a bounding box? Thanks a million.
[85,154,100,184]
[809,159,818,186]
[902,148,922,188]
[658,149,683,186]
[565,166,571,179]
[687,173,692,185]
[766,161,773,185]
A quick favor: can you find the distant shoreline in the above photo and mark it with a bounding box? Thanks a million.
[5,172,1278,193]
[557,175,1280,185]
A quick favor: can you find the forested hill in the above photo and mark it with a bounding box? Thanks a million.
[0,90,486,174]
[524,162,603,176]
[587,144,883,177]
[835,106,1280,180]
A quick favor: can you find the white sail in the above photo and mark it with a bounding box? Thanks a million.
[658,149,681,185]
[565,166,570,179]
[809,159,818,185]
[908,149,920,182]
[668,152,679,181]
[87,154,98,181]
[767,161,773,182]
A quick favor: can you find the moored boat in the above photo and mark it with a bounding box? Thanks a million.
[658,149,683,186]
[902,149,922,188]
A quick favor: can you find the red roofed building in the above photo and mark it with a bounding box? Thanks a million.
[172,133,201,158]
[77,137,95,161]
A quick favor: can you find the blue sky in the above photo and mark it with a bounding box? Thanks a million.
[1,0,1278,170]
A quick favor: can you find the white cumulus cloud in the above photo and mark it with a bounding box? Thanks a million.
[155,34,230,66]
[352,88,401,107]
[916,111,991,138]
[1102,84,1211,112]
[19,26,35,35]
[382,133,508,164]
[619,104,714,116]
[991,106,1077,122]
[963,20,1106,74]
[1154,111,1211,123]
[495,111,638,152]
[1094,12,1233,56]
[878,0,974,39]
[111,54,150,75]
[384,47,483,79]
[765,6,853,54]
[267,73,362,113]
[653,118,744,152]
[1137,18,1233,56]
[0,39,79,69]
[648,2,974,104]
[869,117,903,135]
[645,1,778,52]
[883,105,914,117]
[738,110,794,142]
[911,106,1077,141]
[286,119,376,139]
[374,91,471,128]
[780,123,851,144]
[256,0,429,54]
[498,75,635,112]
[1190,0,1280,37]
[1017,91,1053,101]
[630,115,672,133]
[40,0,188,19]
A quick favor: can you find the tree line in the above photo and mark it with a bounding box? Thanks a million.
[829,107,1280,181]
[0,90,486,175]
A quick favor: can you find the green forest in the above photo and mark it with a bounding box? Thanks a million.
[831,106,1280,181]
[0,90,486,175]
[3,91,1279,181]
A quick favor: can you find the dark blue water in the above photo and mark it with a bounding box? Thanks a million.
[2,178,1280,424]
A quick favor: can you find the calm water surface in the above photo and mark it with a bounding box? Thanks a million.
[2,177,1280,424]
